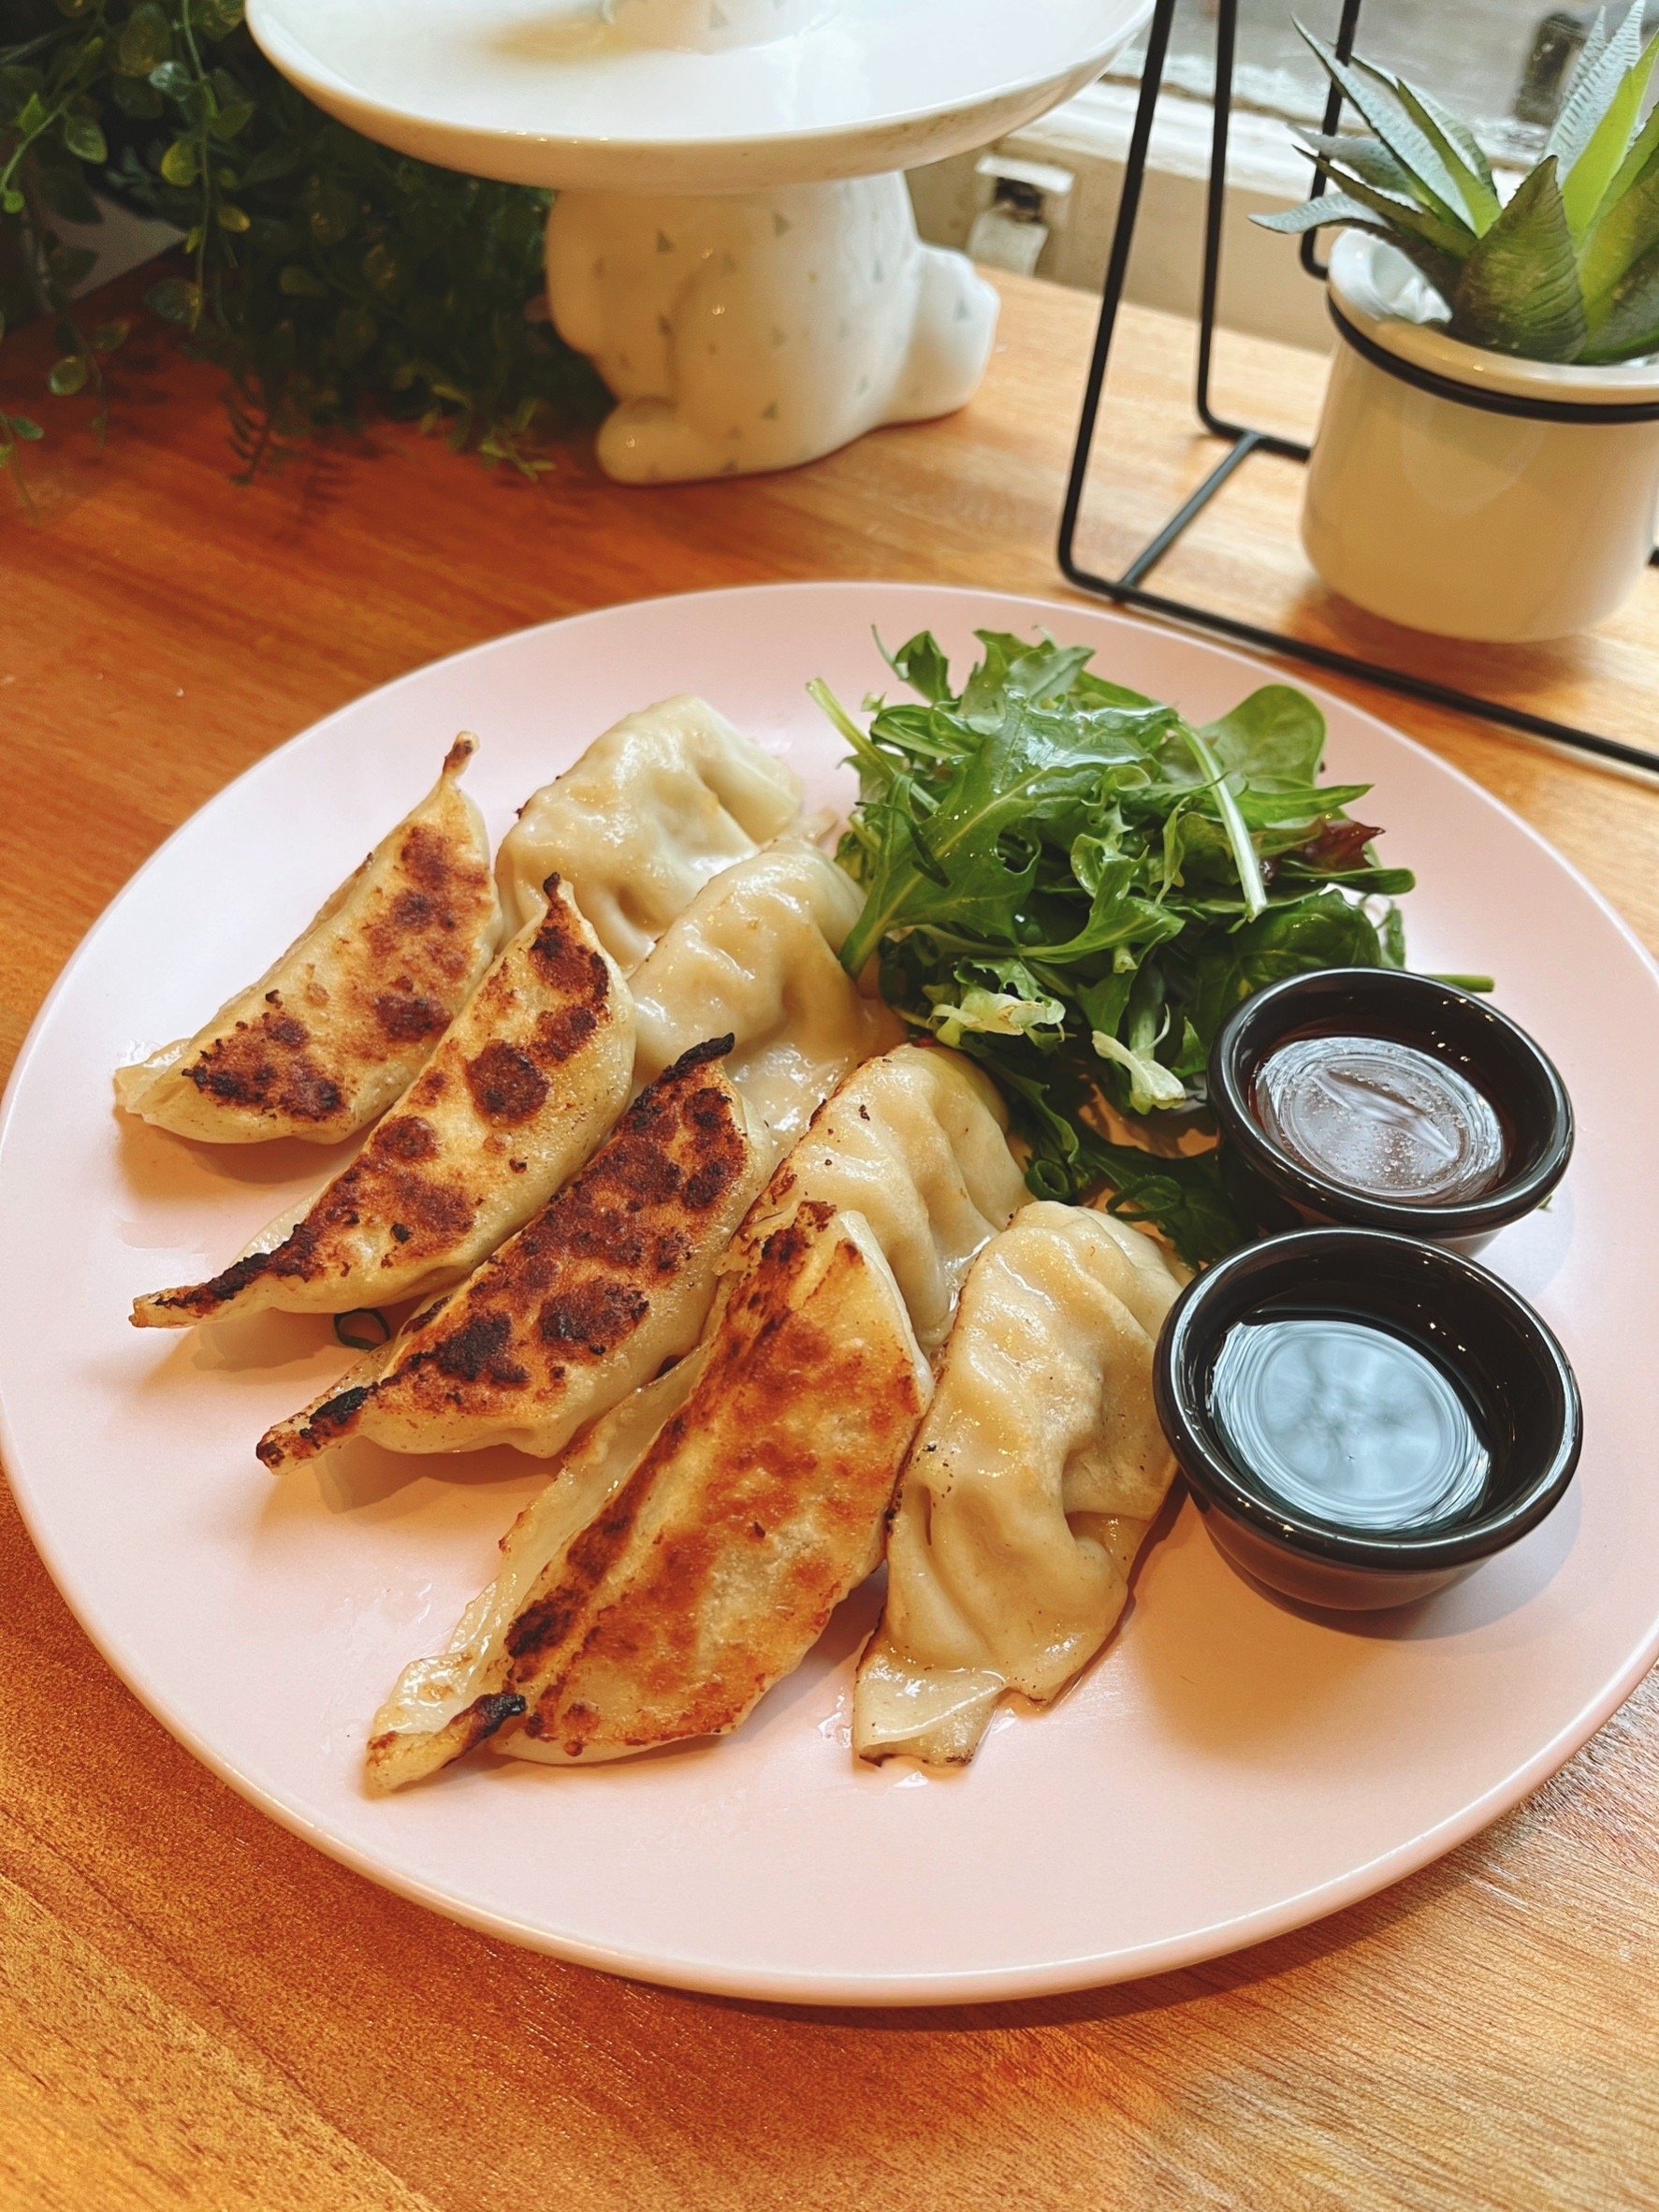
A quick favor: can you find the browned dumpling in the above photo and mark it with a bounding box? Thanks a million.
[361,1041,1023,1790]
[131,877,633,1327]
[115,737,500,1145]
[255,840,889,1464]
[365,1199,930,1790]
[256,1040,765,1469]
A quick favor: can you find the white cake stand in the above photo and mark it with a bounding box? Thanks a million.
[247,0,1151,483]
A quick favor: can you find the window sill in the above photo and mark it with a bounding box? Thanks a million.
[909,80,1333,355]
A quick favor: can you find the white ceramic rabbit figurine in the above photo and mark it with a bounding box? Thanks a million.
[546,174,998,484]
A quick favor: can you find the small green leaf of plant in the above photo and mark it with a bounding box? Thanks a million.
[1452,158,1589,359]
[62,112,107,164]
[145,274,201,326]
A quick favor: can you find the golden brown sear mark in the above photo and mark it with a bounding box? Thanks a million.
[261,1037,744,1455]
[464,1041,550,1126]
[183,1003,345,1126]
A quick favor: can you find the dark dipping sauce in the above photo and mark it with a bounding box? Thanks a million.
[1210,1311,1492,1533]
[1249,1033,1507,1208]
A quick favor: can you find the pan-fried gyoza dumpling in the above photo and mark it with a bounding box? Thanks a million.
[737,1041,1028,1355]
[496,695,804,957]
[366,1199,929,1788]
[115,738,500,1145]
[363,1040,1022,1788]
[853,1201,1185,1768]
[132,876,632,1328]
[255,843,887,1466]
[257,1040,765,1468]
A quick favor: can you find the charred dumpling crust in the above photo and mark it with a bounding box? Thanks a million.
[115,737,500,1145]
[496,1201,930,1764]
[364,1199,930,1788]
[256,1037,764,1468]
[132,876,633,1327]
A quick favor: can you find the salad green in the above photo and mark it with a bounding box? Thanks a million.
[814,631,1416,1265]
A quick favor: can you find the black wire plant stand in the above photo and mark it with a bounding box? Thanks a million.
[1056,0,1659,777]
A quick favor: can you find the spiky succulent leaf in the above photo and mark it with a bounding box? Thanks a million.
[1255,191,1389,236]
[1450,158,1589,360]
[1293,131,1419,200]
[1548,2,1644,176]
[1569,8,1614,96]
[1580,132,1659,315]
[1296,24,1477,237]
[1302,156,1475,267]
[1563,27,1659,232]
[1401,82,1500,209]
[1579,235,1659,358]
[1599,84,1659,216]
[1392,82,1501,230]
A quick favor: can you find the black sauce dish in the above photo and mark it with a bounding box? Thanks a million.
[1153,1228,1581,1611]
[1209,968,1573,1255]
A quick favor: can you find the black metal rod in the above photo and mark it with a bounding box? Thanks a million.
[1118,432,1266,588]
[1055,0,1659,779]
[1194,0,1241,439]
[1330,298,1659,422]
[1298,0,1367,284]
[1067,555,1659,777]
[1056,0,1177,577]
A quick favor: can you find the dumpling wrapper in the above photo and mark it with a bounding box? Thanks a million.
[257,1040,765,1468]
[496,695,804,959]
[628,837,898,1152]
[853,1201,1185,1768]
[256,841,888,1465]
[133,876,633,1327]
[363,1039,1022,1788]
[115,737,500,1145]
[367,1200,929,1788]
[737,1040,1028,1357]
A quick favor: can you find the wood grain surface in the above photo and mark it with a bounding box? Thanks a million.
[2,269,1655,2212]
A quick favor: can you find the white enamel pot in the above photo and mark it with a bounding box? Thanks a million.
[1302,232,1659,644]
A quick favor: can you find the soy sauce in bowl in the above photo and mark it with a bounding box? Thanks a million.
[1249,1034,1507,1210]
[1210,970,1572,1254]
[1153,1228,1581,1611]
[1209,1309,1491,1533]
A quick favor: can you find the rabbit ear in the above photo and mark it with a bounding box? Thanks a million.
[114,738,500,1146]
[131,879,633,1330]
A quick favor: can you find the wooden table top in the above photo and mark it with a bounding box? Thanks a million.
[3,269,1655,2212]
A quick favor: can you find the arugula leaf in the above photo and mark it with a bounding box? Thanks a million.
[819,633,1416,1267]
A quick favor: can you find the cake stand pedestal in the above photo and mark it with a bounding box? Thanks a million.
[248,0,1152,483]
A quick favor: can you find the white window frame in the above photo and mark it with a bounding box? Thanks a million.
[908,78,1336,352]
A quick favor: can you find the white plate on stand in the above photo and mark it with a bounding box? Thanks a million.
[3,582,1656,2007]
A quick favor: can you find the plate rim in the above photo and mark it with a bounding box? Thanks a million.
[5,578,1656,2008]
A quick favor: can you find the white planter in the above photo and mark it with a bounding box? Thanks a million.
[1302,232,1659,644]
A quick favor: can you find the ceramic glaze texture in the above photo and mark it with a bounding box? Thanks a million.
[1303,233,1659,643]
[547,177,997,482]
[606,0,835,49]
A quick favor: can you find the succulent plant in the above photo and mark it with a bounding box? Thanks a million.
[1259,8,1659,365]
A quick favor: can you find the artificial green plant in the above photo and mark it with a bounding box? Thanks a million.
[0,0,600,489]
[1259,7,1659,365]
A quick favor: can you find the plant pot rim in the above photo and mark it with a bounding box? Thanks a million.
[1328,230,1659,410]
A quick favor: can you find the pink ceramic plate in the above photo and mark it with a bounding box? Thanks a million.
[3,584,1655,2006]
